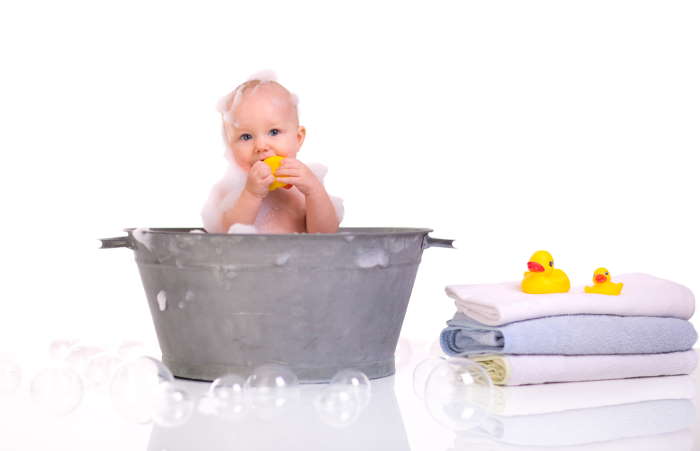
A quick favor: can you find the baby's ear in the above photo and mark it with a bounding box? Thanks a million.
[297,126,306,148]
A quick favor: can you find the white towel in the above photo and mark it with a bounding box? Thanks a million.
[488,375,695,416]
[473,350,698,386]
[446,273,695,326]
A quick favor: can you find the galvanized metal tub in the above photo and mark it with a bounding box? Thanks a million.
[100,227,452,383]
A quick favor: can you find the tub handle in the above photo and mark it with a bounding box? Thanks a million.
[423,235,455,249]
[99,235,134,249]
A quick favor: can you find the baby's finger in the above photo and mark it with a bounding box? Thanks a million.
[274,168,300,177]
[275,176,300,185]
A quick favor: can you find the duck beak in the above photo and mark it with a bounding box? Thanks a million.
[595,274,607,283]
[528,261,545,272]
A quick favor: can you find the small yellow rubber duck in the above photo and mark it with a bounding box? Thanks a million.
[584,267,623,295]
[263,156,293,191]
[521,250,571,294]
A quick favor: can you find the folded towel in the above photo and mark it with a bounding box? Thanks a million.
[454,429,694,451]
[446,273,695,326]
[487,375,695,416]
[472,350,698,386]
[440,313,697,355]
[455,399,694,447]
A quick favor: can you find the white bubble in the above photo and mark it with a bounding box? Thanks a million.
[110,357,174,424]
[132,228,153,251]
[228,223,258,234]
[30,367,84,416]
[84,354,122,391]
[185,290,195,302]
[245,364,299,420]
[275,253,290,266]
[48,338,80,361]
[355,249,389,269]
[0,358,22,394]
[189,229,205,234]
[412,357,445,400]
[200,373,248,421]
[210,373,246,401]
[314,385,363,428]
[177,302,185,309]
[424,357,493,431]
[157,291,167,311]
[65,346,105,377]
[152,382,194,428]
[117,341,146,361]
[329,369,371,409]
[343,235,355,242]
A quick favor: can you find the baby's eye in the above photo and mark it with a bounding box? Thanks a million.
[239,133,253,141]
[268,129,280,136]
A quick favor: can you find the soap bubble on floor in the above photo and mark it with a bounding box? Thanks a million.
[48,339,80,361]
[0,357,22,394]
[198,373,248,421]
[117,341,147,361]
[412,357,445,400]
[423,357,494,432]
[65,345,105,378]
[329,369,371,409]
[152,382,194,428]
[30,366,84,416]
[110,356,175,424]
[84,353,122,391]
[245,364,300,420]
[314,384,363,428]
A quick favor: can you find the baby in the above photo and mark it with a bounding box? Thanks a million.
[201,74,343,234]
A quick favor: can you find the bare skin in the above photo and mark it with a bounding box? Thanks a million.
[220,82,339,233]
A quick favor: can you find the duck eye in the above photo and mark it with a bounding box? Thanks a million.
[549,261,553,267]
[605,272,609,275]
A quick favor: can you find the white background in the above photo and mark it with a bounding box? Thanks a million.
[1,0,698,386]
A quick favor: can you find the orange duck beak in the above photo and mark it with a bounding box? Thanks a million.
[528,261,545,272]
[595,274,608,283]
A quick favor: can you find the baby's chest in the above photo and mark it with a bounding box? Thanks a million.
[257,190,307,233]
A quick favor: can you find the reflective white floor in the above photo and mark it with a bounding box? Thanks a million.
[1,349,699,451]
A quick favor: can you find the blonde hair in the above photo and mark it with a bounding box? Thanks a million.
[217,71,300,162]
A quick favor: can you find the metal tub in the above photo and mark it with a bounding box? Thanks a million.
[101,227,452,382]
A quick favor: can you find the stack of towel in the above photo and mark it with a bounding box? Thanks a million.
[439,273,698,385]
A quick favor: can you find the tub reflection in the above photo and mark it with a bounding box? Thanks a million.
[147,376,410,451]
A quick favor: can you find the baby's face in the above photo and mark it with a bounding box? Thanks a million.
[224,83,305,171]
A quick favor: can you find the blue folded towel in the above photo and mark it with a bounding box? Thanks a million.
[440,313,698,356]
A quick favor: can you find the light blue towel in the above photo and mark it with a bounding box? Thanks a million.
[440,313,697,356]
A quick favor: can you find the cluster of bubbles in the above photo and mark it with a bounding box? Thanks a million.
[413,355,495,432]
[198,365,373,428]
[27,338,185,421]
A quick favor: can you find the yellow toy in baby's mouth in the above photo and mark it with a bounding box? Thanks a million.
[263,156,292,191]
[521,250,571,294]
[584,267,623,295]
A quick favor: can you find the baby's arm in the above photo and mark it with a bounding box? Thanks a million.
[305,187,340,233]
[275,158,339,233]
[221,162,274,231]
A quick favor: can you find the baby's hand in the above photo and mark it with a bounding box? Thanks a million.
[275,158,323,196]
[245,161,275,198]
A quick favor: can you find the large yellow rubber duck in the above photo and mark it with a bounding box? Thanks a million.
[521,250,571,294]
[263,156,293,191]
[584,267,623,295]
